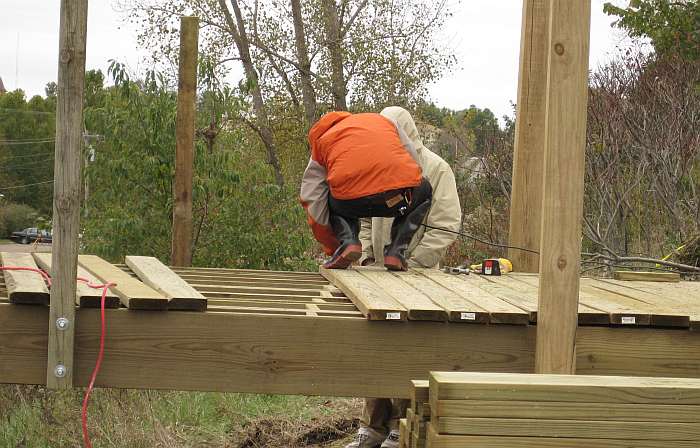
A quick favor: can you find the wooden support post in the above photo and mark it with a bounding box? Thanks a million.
[508,0,550,273]
[535,0,591,374]
[171,16,199,267]
[48,0,89,389]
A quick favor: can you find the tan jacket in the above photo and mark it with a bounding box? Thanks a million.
[360,107,462,268]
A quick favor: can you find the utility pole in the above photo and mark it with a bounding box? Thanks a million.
[535,0,591,375]
[171,16,199,267]
[48,0,89,389]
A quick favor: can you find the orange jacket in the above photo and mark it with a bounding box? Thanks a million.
[300,111,422,254]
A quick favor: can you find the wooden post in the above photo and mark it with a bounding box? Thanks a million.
[535,0,591,374]
[171,16,199,267]
[48,0,89,389]
[508,0,549,273]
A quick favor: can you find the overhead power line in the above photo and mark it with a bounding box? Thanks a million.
[0,139,55,146]
[0,180,54,190]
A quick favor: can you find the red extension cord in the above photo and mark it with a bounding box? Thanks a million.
[1,265,114,448]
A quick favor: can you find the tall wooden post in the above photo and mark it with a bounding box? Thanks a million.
[48,0,88,389]
[535,0,591,374]
[508,0,549,273]
[171,16,199,267]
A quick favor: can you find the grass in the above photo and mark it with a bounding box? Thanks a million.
[0,385,359,448]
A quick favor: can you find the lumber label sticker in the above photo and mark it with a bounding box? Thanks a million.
[621,316,636,325]
[460,312,476,321]
[386,312,401,320]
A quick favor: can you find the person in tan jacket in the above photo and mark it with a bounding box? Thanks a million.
[346,106,462,448]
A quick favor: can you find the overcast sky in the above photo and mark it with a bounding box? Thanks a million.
[0,1,628,121]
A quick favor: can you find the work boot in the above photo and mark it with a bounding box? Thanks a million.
[344,427,386,448]
[323,215,362,269]
[384,201,431,271]
[380,430,400,448]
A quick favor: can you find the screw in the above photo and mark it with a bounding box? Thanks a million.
[54,364,67,378]
[56,317,70,330]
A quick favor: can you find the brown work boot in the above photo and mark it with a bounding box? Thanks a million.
[344,427,386,448]
[380,430,400,448]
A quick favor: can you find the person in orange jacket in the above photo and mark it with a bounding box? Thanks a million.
[300,111,433,270]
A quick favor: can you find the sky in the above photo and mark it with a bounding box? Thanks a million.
[0,1,629,121]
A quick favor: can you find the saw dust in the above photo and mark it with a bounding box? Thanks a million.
[236,399,360,448]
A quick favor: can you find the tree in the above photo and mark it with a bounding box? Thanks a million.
[604,0,700,61]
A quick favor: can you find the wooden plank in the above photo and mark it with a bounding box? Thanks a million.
[411,379,430,406]
[536,0,591,374]
[492,275,610,325]
[171,16,199,267]
[0,303,534,395]
[4,305,700,394]
[358,269,447,321]
[399,418,408,448]
[433,399,700,422]
[426,424,696,448]
[0,252,49,305]
[515,274,652,326]
[429,372,700,405]
[435,416,696,440]
[583,278,690,327]
[78,255,168,310]
[320,267,407,321]
[614,271,681,282]
[125,256,206,311]
[398,270,489,323]
[419,270,530,324]
[508,0,549,273]
[33,253,120,309]
[468,275,539,322]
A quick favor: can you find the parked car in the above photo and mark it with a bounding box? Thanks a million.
[10,228,52,244]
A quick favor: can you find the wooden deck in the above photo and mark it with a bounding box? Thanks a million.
[1,258,699,397]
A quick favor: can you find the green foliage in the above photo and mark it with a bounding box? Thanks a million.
[604,0,700,60]
[0,90,56,214]
[0,202,39,237]
[80,63,316,270]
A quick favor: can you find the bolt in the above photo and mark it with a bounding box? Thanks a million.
[54,364,67,378]
[56,317,70,330]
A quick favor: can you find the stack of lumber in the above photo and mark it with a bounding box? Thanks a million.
[400,380,431,448]
[426,372,700,447]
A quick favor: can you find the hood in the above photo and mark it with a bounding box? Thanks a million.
[308,111,352,151]
[380,106,425,154]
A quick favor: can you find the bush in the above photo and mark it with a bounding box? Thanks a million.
[0,203,39,238]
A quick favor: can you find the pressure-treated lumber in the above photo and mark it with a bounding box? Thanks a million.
[48,0,89,389]
[613,271,681,282]
[429,372,700,405]
[420,270,530,324]
[426,424,697,448]
[536,0,591,374]
[2,306,700,394]
[399,270,489,323]
[359,269,447,321]
[433,399,700,422]
[125,255,206,311]
[33,253,120,308]
[171,16,199,267]
[434,417,696,440]
[79,255,168,310]
[508,0,549,273]
[320,267,407,320]
[0,252,49,305]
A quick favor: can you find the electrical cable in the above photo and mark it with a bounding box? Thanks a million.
[420,223,539,255]
[0,180,54,190]
[0,140,55,146]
